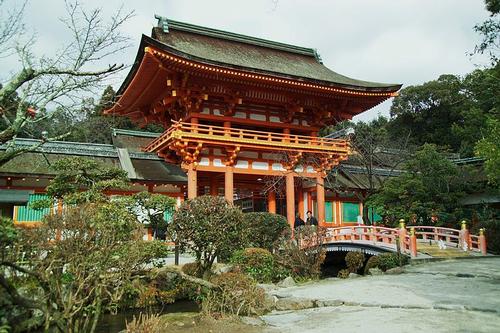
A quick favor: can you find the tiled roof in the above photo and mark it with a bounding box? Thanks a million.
[149,16,401,91]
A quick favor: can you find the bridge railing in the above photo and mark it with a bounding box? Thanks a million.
[407,226,486,253]
[323,225,488,257]
[324,226,413,255]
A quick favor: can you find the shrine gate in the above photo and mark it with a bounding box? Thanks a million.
[106,16,401,228]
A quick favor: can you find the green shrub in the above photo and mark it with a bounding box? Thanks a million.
[337,269,350,279]
[473,219,500,254]
[230,248,276,283]
[364,255,380,275]
[377,253,409,272]
[171,196,248,278]
[182,262,202,278]
[243,212,290,251]
[203,272,267,317]
[345,251,365,273]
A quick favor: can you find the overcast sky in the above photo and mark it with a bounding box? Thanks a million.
[3,0,491,122]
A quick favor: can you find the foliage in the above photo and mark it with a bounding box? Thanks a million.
[473,0,500,63]
[230,248,279,283]
[0,157,168,333]
[377,253,409,272]
[475,117,500,186]
[274,226,326,280]
[203,272,266,317]
[471,207,500,254]
[171,196,248,279]
[182,262,203,278]
[242,212,290,251]
[30,157,129,207]
[125,313,163,333]
[367,144,466,226]
[2,203,147,333]
[337,269,350,279]
[364,256,380,275]
[125,192,176,239]
[345,251,365,273]
[0,1,133,166]
[388,67,500,157]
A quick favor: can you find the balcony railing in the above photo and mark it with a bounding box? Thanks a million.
[144,122,350,154]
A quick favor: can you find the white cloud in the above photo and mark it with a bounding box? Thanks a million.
[0,0,491,122]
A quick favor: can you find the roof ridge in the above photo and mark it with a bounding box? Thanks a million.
[154,15,322,61]
[112,128,161,138]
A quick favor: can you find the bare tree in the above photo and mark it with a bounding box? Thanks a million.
[0,0,133,166]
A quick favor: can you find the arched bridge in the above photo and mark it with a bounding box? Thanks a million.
[320,225,488,258]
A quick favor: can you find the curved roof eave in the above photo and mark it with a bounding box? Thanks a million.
[116,35,401,98]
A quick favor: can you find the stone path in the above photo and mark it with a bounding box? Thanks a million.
[259,258,500,333]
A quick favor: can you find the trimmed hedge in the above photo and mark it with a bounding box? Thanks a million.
[243,212,290,251]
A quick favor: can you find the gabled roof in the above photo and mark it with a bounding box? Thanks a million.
[0,138,186,183]
[148,16,400,92]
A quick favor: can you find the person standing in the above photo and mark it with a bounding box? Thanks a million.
[294,212,305,229]
[306,210,318,226]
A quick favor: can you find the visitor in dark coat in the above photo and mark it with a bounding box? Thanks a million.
[294,213,305,229]
[306,210,318,226]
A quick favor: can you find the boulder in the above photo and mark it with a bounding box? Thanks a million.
[277,276,296,288]
[368,267,383,276]
[385,267,405,275]
[275,297,315,311]
[212,264,233,275]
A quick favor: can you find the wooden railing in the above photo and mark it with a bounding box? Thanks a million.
[321,225,488,257]
[144,121,350,154]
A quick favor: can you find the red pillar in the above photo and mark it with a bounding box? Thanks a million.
[225,166,234,203]
[286,172,295,229]
[268,190,276,214]
[316,175,325,226]
[187,163,197,199]
[210,175,218,196]
[298,186,304,220]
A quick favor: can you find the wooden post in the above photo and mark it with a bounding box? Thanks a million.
[460,220,469,251]
[187,163,197,199]
[410,227,418,258]
[316,175,325,225]
[298,186,304,220]
[479,228,487,255]
[225,166,234,203]
[210,175,218,196]
[268,190,276,214]
[398,219,407,252]
[286,172,295,229]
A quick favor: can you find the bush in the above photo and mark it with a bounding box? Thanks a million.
[230,248,277,283]
[345,251,365,273]
[274,226,326,280]
[377,253,409,272]
[337,269,350,279]
[171,196,248,278]
[182,262,202,278]
[364,256,380,275]
[243,212,290,251]
[203,272,266,317]
[126,313,162,333]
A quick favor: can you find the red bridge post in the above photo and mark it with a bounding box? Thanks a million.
[398,219,406,252]
[459,220,470,251]
[479,228,487,255]
[410,227,417,258]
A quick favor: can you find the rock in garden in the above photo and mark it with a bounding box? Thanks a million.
[277,276,296,288]
[385,267,405,275]
[275,297,315,311]
[368,267,383,275]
